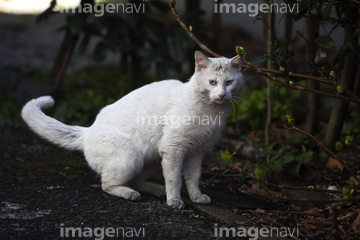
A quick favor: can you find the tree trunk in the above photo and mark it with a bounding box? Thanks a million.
[263,1,275,146]
[304,17,319,134]
[211,0,222,53]
[47,0,94,88]
[324,10,358,150]
[48,29,79,88]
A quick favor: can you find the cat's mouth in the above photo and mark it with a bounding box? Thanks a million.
[213,98,228,104]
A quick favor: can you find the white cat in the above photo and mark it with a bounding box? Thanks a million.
[22,51,245,209]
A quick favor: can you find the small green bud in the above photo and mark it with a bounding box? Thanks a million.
[329,71,336,79]
[345,135,353,145]
[189,25,193,32]
[335,141,343,152]
[236,46,244,56]
[349,180,357,189]
[342,186,354,198]
[307,186,314,190]
[289,81,295,86]
[336,85,344,94]
[285,112,295,125]
[279,66,285,72]
[221,149,236,165]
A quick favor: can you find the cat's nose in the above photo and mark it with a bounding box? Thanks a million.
[218,92,226,99]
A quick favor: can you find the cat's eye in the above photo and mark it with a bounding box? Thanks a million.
[226,80,234,86]
[209,80,217,86]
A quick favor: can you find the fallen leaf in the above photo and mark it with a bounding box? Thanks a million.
[350,213,360,232]
[255,208,265,213]
[326,158,344,173]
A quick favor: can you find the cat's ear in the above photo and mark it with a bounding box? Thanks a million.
[230,55,244,70]
[194,51,210,72]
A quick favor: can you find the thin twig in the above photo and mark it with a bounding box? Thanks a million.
[283,124,360,183]
[242,58,360,104]
[265,1,272,146]
[170,1,223,58]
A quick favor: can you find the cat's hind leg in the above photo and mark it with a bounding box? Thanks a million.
[101,167,141,201]
[98,141,143,201]
[135,182,166,198]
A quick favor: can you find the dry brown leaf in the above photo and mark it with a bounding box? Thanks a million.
[245,187,282,201]
[326,158,344,173]
[350,213,360,232]
[255,208,265,213]
[304,207,320,215]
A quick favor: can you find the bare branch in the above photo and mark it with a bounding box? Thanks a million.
[169,0,360,104]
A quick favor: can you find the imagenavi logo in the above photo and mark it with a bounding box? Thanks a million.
[213,0,301,17]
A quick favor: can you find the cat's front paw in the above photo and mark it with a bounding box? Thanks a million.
[167,198,185,209]
[190,194,211,204]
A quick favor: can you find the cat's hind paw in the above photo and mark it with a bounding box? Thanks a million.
[190,194,211,204]
[124,191,141,201]
[167,198,185,209]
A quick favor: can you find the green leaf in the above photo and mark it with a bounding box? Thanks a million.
[254,165,267,180]
[293,0,310,21]
[322,0,335,19]
[342,186,354,198]
[250,55,269,67]
[315,36,336,49]
[221,149,236,165]
[281,155,296,164]
[335,141,343,152]
[302,151,314,159]
[336,85,344,94]
[268,159,282,173]
[310,2,320,15]
[314,47,328,67]
[349,180,357,189]
[345,135,353,145]
[285,112,295,125]
[236,46,244,56]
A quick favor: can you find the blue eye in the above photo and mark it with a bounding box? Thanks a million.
[209,80,217,86]
[226,80,234,86]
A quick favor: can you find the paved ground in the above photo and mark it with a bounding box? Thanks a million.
[0,121,285,240]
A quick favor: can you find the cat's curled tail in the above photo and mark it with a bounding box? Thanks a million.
[21,96,87,151]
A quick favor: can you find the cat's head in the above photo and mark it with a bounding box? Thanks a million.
[192,51,245,105]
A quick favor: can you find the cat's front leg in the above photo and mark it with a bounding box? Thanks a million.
[161,152,185,209]
[183,153,211,204]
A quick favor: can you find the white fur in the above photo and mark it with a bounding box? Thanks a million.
[21,51,245,209]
